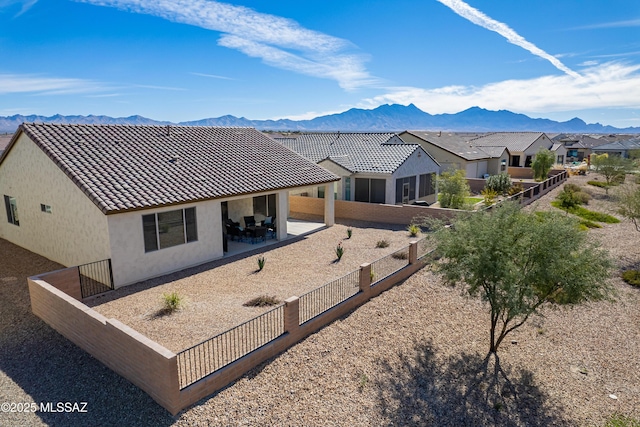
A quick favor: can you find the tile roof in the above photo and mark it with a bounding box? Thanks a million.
[402,131,502,160]
[592,139,640,152]
[470,132,546,153]
[275,133,430,174]
[3,123,339,214]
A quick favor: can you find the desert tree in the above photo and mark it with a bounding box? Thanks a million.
[438,169,471,210]
[530,148,555,181]
[423,202,613,353]
[591,154,633,193]
[616,185,640,232]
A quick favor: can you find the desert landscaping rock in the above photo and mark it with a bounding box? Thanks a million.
[1,174,638,426]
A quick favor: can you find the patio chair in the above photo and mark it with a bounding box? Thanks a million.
[262,216,276,238]
[251,226,267,244]
[244,216,256,227]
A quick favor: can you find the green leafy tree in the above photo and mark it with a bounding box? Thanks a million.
[616,185,640,232]
[531,148,555,181]
[591,154,633,193]
[425,202,613,353]
[438,169,471,209]
[485,173,511,195]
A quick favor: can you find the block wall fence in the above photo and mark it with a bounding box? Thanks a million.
[28,242,428,415]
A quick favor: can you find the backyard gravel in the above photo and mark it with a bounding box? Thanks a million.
[1,173,638,426]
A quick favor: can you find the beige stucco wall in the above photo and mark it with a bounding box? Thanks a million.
[400,133,464,172]
[107,200,223,288]
[487,150,510,175]
[317,160,351,200]
[0,133,111,266]
[392,148,440,204]
[227,198,254,226]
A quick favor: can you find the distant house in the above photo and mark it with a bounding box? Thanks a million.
[275,132,440,205]
[0,134,11,156]
[551,134,611,162]
[398,131,509,178]
[591,138,640,158]
[0,124,339,287]
[470,132,565,168]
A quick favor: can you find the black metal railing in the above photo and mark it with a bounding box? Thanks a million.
[177,304,285,389]
[370,248,410,284]
[298,270,360,324]
[78,259,114,299]
[415,237,432,259]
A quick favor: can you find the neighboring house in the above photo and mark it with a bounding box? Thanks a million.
[398,131,509,178]
[470,132,565,168]
[0,123,339,288]
[275,132,440,205]
[591,138,640,158]
[551,134,611,162]
[0,134,11,156]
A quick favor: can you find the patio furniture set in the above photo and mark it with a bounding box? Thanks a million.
[225,216,277,244]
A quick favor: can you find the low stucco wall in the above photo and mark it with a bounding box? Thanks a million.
[290,197,457,224]
[28,273,181,414]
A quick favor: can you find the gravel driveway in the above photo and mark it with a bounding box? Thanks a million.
[2,175,639,426]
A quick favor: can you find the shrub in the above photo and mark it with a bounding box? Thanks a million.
[622,270,640,287]
[162,291,183,313]
[438,169,471,209]
[407,224,420,237]
[335,243,345,261]
[257,255,266,271]
[587,180,612,189]
[346,228,353,239]
[243,295,281,307]
[481,187,498,206]
[485,173,512,194]
[392,251,408,260]
[508,182,524,196]
[556,184,590,209]
[376,239,390,248]
[564,183,582,193]
[551,201,621,223]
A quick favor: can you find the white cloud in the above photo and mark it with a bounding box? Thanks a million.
[0,0,38,16]
[78,0,375,90]
[568,19,640,30]
[436,0,580,78]
[363,62,640,115]
[190,72,235,80]
[0,73,104,94]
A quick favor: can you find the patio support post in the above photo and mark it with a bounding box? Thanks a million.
[324,182,335,227]
[276,190,288,240]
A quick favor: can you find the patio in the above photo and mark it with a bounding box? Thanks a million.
[88,221,422,353]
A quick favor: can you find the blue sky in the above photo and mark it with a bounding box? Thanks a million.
[1,0,640,127]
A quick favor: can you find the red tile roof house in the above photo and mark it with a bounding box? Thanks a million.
[0,123,339,288]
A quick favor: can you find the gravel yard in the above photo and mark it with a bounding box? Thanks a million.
[1,173,639,426]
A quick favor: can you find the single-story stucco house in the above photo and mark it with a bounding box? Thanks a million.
[398,131,510,178]
[0,123,339,288]
[274,132,440,205]
[591,138,640,158]
[470,132,565,168]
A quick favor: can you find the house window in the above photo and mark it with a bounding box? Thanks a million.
[418,173,436,198]
[317,186,325,199]
[40,204,52,214]
[344,177,351,201]
[142,207,197,253]
[355,178,386,203]
[4,195,19,226]
[525,156,533,167]
[395,176,416,204]
[500,159,507,172]
[510,155,520,167]
[557,155,564,164]
[253,194,276,217]
[567,149,578,157]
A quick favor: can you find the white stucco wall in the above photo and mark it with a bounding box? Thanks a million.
[0,133,111,266]
[228,198,254,226]
[107,200,223,287]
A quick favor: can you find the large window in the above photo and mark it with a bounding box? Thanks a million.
[4,195,19,226]
[395,176,416,204]
[355,178,386,203]
[418,173,436,198]
[253,194,276,217]
[143,207,197,253]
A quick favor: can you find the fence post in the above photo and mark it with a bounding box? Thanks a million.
[359,263,372,298]
[409,241,418,265]
[284,296,300,334]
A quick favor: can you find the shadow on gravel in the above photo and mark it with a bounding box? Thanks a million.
[376,340,570,426]
[0,239,175,427]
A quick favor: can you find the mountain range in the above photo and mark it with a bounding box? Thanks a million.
[1,104,639,134]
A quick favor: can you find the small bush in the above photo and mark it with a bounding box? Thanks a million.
[508,182,524,196]
[551,201,621,223]
[564,183,582,193]
[556,184,590,209]
[622,270,640,287]
[376,239,390,248]
[587,180,612,189]
[335,243,345,261]
[257,255,266,271]
[162,292,183,313]
[346,228,353,239]
[485,173,511,194]
[243,295,281,307]
[392,251,408,260]
[481,187,498,206]
[407,223,420,237]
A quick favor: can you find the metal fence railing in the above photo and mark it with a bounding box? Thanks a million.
[298,270,360,325]
[415,237,433,260]
[370,248,410,284]
[177,304,285,389]
[78,259,114,299]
